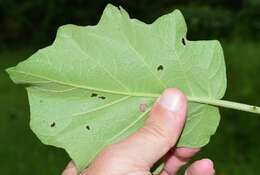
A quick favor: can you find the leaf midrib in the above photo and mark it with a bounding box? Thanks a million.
[8,69,160,98]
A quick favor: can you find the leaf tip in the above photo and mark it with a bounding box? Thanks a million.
[99,3,126,24]
[56,24,78,39]
[168,9,185,21]
[119,6,129,18]
[5,67,16,80]
[5,67,13,74]
[103,3,120,15]
[173,9,182,15]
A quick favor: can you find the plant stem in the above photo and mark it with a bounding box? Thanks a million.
[188,97,260,114]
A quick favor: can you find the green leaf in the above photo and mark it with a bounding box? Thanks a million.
[6,4,226,172]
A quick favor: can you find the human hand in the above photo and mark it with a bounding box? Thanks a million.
[62,88,215,175]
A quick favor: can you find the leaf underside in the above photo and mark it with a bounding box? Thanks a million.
[7,4,226,172]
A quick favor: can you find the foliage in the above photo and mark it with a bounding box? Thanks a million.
[2,41,260,175]
[6,5,228,172]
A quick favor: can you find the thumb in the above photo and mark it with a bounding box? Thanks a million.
[67,88,188,175]
[112,88,188,167]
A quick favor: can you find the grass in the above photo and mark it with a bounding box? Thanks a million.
[1,41,260,175]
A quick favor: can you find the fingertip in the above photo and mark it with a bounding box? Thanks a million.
[199,159,214,171]
[185,158,215,175]
[164,88,187,101]
[147,88,188,146]
[158,88,187,113]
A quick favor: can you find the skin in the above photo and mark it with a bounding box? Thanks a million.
[62,88,215,175]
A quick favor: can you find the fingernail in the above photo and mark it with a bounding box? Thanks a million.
[158,88,186,113]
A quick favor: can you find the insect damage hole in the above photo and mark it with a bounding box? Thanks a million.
[182,37,186,46]
[98,96,106,100]
[85,125,90,130]
[91,93,98,97]
[50,122,56,128]
[157,65,164,71]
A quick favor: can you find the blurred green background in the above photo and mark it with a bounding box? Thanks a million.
[1,0,260,174]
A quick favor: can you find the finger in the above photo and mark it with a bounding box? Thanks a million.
[160,148,200,175]
[113,88,187,168]
[62,161,77,175]
[185,159,215,175]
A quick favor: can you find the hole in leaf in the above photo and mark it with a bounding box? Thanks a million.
[91,93,98,97]
[86,125,90,130]
[182,38,186,46]
[98,96,106,100]
[157,65,164,71]
[50,122,56,128]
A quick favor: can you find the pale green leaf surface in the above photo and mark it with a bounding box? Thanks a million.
[7,4,226,172]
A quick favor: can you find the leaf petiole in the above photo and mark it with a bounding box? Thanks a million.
[188,97,260,114]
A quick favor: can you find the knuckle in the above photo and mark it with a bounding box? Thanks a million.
[142,121,172,149]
